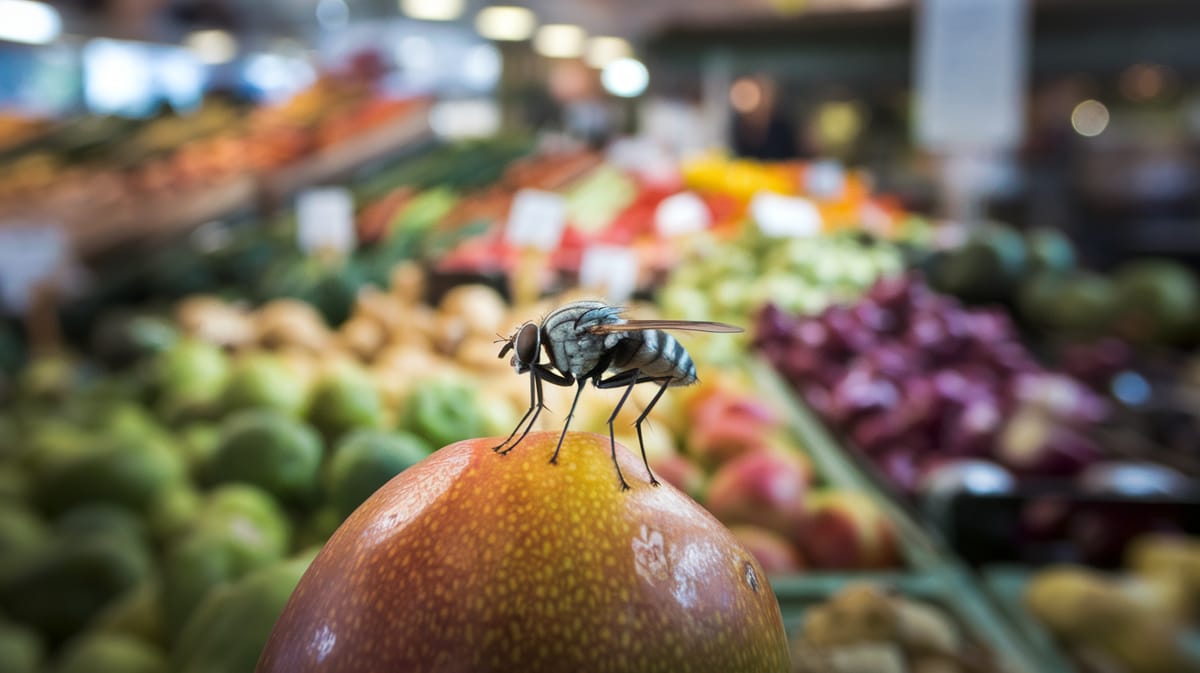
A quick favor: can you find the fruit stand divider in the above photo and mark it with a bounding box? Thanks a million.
[753,357,1061,673]
[980,568,1090,673]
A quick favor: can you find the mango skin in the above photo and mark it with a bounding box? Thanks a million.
[257,432,789,673]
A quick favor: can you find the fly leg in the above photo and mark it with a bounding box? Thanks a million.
[493,371,539,453]
[631,379,672,487]
[600,370,641,491]
[549,380,587,466]
[497,365,572,456]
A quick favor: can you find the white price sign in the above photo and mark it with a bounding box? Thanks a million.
[915,0,1028,150]
[750,192,823,238]
[654,191,711,237]
[580,245,639,303]
[505,189,567,251]
[0,224,66,313]
[296,187,356,254]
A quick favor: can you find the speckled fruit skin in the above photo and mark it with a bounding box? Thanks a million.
[256,431,789,673]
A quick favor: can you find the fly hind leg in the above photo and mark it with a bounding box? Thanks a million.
[594,371,673,490]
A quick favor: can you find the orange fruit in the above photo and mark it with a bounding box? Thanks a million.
[257,432,789,673]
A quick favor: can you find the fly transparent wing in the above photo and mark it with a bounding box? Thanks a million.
[587,319,743,335]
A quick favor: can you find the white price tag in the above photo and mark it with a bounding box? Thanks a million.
[580,245,639,303]
[505,189,567,251]
[915,0,1028,150]
[654,191,711,237]
[805,160,846,200]
[296,187,356,254]
[0,224,66,313]
[750,192,823,238]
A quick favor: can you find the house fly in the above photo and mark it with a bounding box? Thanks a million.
[494,300,742,490]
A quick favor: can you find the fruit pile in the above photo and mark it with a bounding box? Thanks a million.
[1024,534,1200,673]
[756,273,1113,493]
[654,380,902,573]
[789,584,1002,673]
[659,230,904,365]
[926,223,1200,348]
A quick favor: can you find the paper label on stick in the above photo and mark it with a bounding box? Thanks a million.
[505,189,567,251]
[0,224,66,313]
[750,191,823,238]
[296,187,356,254]
[580,245,638,303]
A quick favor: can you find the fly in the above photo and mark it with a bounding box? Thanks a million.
[494,300,742,490]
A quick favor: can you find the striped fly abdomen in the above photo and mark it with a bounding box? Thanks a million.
[610,330,697,386]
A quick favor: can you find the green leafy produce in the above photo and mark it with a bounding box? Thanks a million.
[326,430,430,518]
[207,411,323,504]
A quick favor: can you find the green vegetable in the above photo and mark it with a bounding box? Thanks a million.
[326,430,430,518]
[207,410,323,504]
[170,555,312,673]
[403,381,483,448]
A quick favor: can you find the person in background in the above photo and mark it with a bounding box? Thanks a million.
[731,76,802,160]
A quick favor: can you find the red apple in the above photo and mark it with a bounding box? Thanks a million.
[799,490,901,570]
[705,449,812,537]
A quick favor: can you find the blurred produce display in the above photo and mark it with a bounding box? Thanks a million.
[789,583,1003,673]
[1021,534,1200,673]
[757,273,1115,492]
[0,76,425,224]
[0,251,919,669]
[927,222,1200,350]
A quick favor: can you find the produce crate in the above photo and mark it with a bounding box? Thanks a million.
[930,486,1200,568]
[981,566,1200,673]
[772,570,1057,673]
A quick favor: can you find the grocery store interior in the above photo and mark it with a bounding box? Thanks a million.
[2,0,1200,671]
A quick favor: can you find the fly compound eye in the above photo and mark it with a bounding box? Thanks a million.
[514,322,540,367]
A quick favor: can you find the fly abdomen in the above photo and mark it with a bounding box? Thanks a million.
[610,330,696,385]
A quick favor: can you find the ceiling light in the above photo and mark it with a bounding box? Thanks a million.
[585,36,631,69]
[476,6,536,41]
[730,77,763,113]
[0,0,62,45]
[601,57,648,98]
[534,24,586,59]
[401,0,464,21]
[184,29,237,65]
[1071,99,1109,137]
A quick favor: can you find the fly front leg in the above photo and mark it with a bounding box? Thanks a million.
[493,371,538,453]
[549,380,586,466]
[498,365,572,456]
